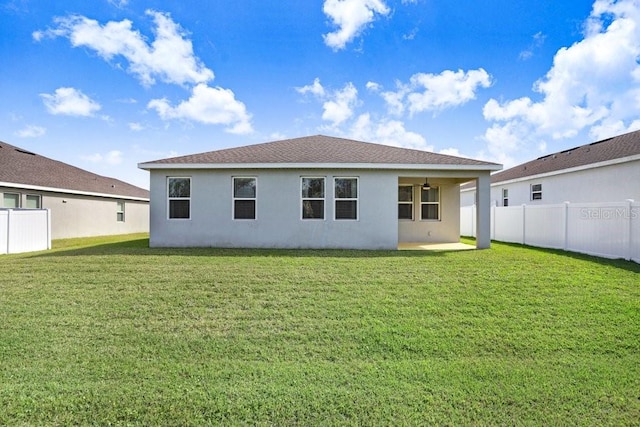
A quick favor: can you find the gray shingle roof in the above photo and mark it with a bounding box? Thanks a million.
[0,141,149,199]
[139,135,501,168]
[488,130,640,184]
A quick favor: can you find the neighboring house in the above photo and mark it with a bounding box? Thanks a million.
[139,135,501,250]
[0,141,149,239]
[461,130,640,207]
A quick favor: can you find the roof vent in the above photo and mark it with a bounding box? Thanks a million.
[15,148,36,156]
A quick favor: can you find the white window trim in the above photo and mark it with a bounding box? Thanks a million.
[2,192,20,208]
[167,176,191,220]
[232,176,257,220]
[334,176,359,221]
[25,194,42,209]
[117,200,125,222]
[301,177,326,221]
[398,184,414,221]
[531,183,542,201]
[502,188,509,207]
[420,186,440,221]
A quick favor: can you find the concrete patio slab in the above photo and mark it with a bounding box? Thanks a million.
[398,242,476,251]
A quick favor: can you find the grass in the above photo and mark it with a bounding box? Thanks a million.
[1,233,639,425]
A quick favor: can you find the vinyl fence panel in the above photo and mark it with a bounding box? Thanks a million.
[461,201,639,263]
[1,209,51,254]
[493,206,524,244]
[524,204,566,250]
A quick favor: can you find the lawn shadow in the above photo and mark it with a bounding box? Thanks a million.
[494,240,640,274]
[36,238,458,259]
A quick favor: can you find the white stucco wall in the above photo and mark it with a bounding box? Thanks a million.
[1,186,149,239]
[149,169,399,249]
[461,159,640,207]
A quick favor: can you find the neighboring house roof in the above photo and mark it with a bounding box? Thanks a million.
[0,140,149,200]
[462,130,640,190]
[139,135,501,170]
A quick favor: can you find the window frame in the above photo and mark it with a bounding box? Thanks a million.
[116,200,125,222]
[167,177,191,220]
[420,186,440,221]
[301,177,326,220]
[25,194,41,209]
[334,177,359,221]
[502,188,509,207]
[531,183,542,201]
[398,184,414,220]
[232,176,257,220]
[2,192,20,208]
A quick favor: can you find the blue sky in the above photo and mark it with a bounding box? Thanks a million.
[1,0,638,189]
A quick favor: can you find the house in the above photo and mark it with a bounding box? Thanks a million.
[139,135,501,250]
[0,140,149,239]
[461,130,640,207]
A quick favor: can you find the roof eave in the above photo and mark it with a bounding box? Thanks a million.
[0,181,149,201]
[138,162,502,172]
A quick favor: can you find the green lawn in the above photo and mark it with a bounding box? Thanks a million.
[1,234,639,425]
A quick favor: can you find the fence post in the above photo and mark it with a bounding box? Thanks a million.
[563,201,570,251]
[522,204,526,245]
[626,199,634,261]
[46,208,52,250]
[491,204,496,240]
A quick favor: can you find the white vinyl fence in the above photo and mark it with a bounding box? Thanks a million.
[0,209,51,254]
[461,201,639,263]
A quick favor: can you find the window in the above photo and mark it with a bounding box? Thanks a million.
[25,195,41,209]
[117,201,125,222]
[233,177,256,220]
[502,188,509,207]
[168,177,191,219]
[398,185,413,220]
[531,184,542,201]
[301,177,325,220]
[420,186,440,220]
[2,193,19,208]
[334,177,358,220]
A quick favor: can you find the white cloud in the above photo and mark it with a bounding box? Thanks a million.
[128,122,144,131]
[482,0,640,159]
[82,150,123,165]
[406,69,492,114]
[322,82,359,125]
[379,69,492,116]
[323,0,390,50]
[40,87,101,117]
[295,78,326,97]
[349,113,431,150]
[365,81,381,92]
[108,0,129,8]
[148,83,253,134]
[15,125,46,138]
[297,78,360,127]
[519,32,546,60]
[36,10,213,86]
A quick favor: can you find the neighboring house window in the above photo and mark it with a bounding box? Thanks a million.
[3,193,20,208]
[233,177,257,220]
[502,188,509,207]
[117,201,125,222]
[531,184,542,201]
[398,185,413,220]
[25,195,41,209]
[334,177,358,220]
[301,177,325,220]
[421,186,440,220]
[168,177,191,219]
